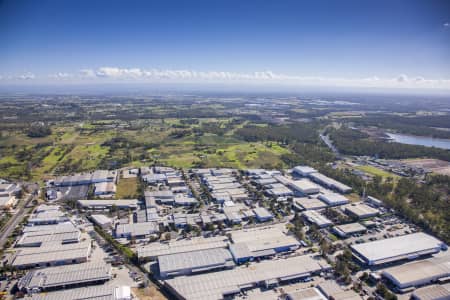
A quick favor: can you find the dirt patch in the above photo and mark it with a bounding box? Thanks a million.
[132,286,168,300]
[402,158,450,175]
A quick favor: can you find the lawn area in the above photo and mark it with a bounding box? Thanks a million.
[116,177,139,199]
[157,140,290,169]
[61,143,110,171]
[355,165,399,180]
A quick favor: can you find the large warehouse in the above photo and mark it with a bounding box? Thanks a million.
[411,284,450,300]
[229,226,300,263]
[17,229,80,247]
[344,203,379,219]
[137,236,229,260]
[293,197,327,211]
[77,199,139,210]
[302,210,333,228]
[18,262,111,293]
[11,241,91,269]
[115,222,159,239]
[351,232,445,266]
[317,193,350,206]
[158,248,235,278]
[309,173,352,193]
[287,179,321,195]
[333,223,367,238]
[164,254,331,300]
[30,285,131,300]
[382,257,450,290]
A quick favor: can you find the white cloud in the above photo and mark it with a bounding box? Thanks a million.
[1,67,450,90]
[16,72,35,80]
[396,74,408,83]
[79,69,96,78]
[444,22,449,27]
[49,72,72,79]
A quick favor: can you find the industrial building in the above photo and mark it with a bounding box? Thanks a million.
[53,170,117,187]
[145,190,174,204]
[411,284,450,300]
[142,173,167,184]
[332,223,367,238]
[28,210,69,225]
[252,177,278,186]
[17,228,81,247]
[302,210,333,228]
[137,236,229,260]
[382,257,450,290]
[266,185,294,197]
[309,172,352,193]
[115,221,159,239]
[351,232,445,266]
[164,254,331,300]
[34,204,60,213]
[293,197,327,211]
[90,214,112,229]
[317,280,362,300]
[0,195,17,209]
[30,285,131,300]
[0,182,20,197]
[174,194,198,206]
[158,248,235,278]
[287,288,327,300]
[18,262,112,293]
[229,226,300,263]
[292,166,318,177]
[317,193,350,206]
[11,241,91,269]
[344,203,380,219]
[23,222,75,233]
[77,199,139,210]
[286,179,321,195]
[253,207,273,222]
[93,181,116,197]
[365,195,383,207]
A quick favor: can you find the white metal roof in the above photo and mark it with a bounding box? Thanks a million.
[351,232,444,264]
[231,226,299,253]
[158,248,234,274]
[302,210,333,227]
[19,262,111,290]
[382,257,450,287]
[12,242,91,267]
[344,203,379,217]
[137,236,229,258]
[115,222,159,236]
[317,193,349,206]
[30,284,130,300]
[165,254,330,300]
[91,214,112,226]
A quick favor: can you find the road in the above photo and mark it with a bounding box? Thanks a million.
[320,133,340,157]
[0,194,34,248]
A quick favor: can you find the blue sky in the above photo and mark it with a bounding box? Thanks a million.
[0,0,449,90]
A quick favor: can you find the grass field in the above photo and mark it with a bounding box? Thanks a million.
[116,176,139,199]
[355,165,399,180]
[0,119,295,181]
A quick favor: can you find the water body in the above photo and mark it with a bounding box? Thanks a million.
[386,133,450,150]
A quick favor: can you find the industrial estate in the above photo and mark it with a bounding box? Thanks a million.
[0,161,448,300]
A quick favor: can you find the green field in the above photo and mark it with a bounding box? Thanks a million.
[0,118,295,181]
[116,177,139,199]
[355,165,399,180]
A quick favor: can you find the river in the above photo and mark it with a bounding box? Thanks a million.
[386,133,450,150]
